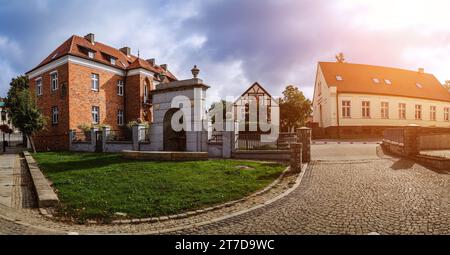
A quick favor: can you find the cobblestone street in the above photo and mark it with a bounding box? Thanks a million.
[1,149,450,235]
[182,157,450,234]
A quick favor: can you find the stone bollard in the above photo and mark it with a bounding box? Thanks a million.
[290,142,302,172]
[403,124,420,157]
[297,127,312,163]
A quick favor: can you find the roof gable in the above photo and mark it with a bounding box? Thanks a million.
[319,62,450,102]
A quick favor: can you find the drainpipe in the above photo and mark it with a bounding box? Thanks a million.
[336,92,340,138]
[123,70,128,124]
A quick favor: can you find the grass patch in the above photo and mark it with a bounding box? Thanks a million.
[32,152,285,223]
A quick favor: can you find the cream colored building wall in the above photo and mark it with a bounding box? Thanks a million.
[337,93,450,127]
[312,66,337,128]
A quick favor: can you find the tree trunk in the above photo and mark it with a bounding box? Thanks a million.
[27,134,36,153]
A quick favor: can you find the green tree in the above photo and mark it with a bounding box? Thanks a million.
[279,85,312,132]
[5,75,29,145]
[8,89,46,152]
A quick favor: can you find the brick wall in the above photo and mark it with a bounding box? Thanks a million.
[29,63,70,151]
[125,74,154,123]
[68,63,125,131]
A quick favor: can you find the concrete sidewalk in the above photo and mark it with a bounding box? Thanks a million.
[0,154,17,207]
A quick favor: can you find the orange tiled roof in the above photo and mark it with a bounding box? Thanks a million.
[319,62,450,102]
[27,35,177,81]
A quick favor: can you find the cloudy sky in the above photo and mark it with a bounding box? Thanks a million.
[1,0,450,103]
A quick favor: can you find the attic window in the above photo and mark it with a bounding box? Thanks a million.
[88,51,95,59]
[416,83,423,88]
[372,78,380,84]
[336,75,343,81]
[51,53,58,59]
[110,58,116,65]
[384,79,392,85]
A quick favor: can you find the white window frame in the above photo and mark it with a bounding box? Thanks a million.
[92,106,100,124]
[117,109,124,126]
[362,101,371,118]
[399,103,406,119]
[36,77,42,96]
[381,102,389,119]
[110,58,116,65]
[50,71,58,91]
[88,51,95,59]
[91,73,99,91]
[445,107,449,121]
[52,106,59,124]
[372,78,380,84]
[336,75,343,81]
[415,105,422,120]
[342,100,351,118]
[384,79,392,85]
[430,106,436,121]
[117,80,124,96]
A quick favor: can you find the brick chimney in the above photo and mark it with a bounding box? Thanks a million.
[418,68,424,74]
[84,33,95,44]
[120,47,131,56]
[146,58,155,66]
[160,64,167,71]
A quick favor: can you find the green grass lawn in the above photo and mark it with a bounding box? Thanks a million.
[32,152,285,223]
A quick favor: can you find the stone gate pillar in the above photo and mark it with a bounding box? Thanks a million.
[403,124,420,157]
[290,143,302,172]
[297,127,312,163]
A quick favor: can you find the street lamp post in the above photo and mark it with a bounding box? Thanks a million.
[1,109,6,153]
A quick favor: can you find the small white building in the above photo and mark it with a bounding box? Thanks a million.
[312,62,450,138]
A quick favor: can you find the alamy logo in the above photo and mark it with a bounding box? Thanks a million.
[169,94,280,142]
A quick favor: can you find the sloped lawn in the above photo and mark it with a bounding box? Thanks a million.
[32,152,285,223]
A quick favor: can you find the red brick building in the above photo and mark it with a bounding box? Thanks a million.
[26,33,177,151]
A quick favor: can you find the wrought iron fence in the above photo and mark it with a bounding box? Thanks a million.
[106,129,132,142]
[236,132,297,150]
[383,128,404,144]
[72,131,91,142]
[208,134,223,143]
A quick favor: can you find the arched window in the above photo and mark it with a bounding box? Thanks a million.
[143,81,149,103]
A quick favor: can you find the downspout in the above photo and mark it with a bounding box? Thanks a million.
[336,91,340,138]
[123,70,128,125]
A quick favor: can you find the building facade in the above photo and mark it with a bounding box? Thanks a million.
[26,33,177,150]
[313,62,450,138]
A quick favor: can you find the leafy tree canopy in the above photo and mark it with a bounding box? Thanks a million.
[279,85,312,132]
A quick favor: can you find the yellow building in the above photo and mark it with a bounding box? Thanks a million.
[313,62,450,138]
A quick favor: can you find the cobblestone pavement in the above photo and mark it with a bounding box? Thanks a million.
[1,151,450,235]
[181,157,450,234]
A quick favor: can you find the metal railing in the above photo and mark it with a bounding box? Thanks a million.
[72,132,91,142]
[209,134,223,143]
[236,132,297,150]
[383,128,404,144]
[106,129,132,142]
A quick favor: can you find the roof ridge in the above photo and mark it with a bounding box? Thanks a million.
[319,61,434,76]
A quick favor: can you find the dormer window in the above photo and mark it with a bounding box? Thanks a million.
[110,58,116,65]
[88,51,95,59]
[416,83,423,88]
[336,75,343,81]
[372,78,380,84]
[384,79,392,85]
